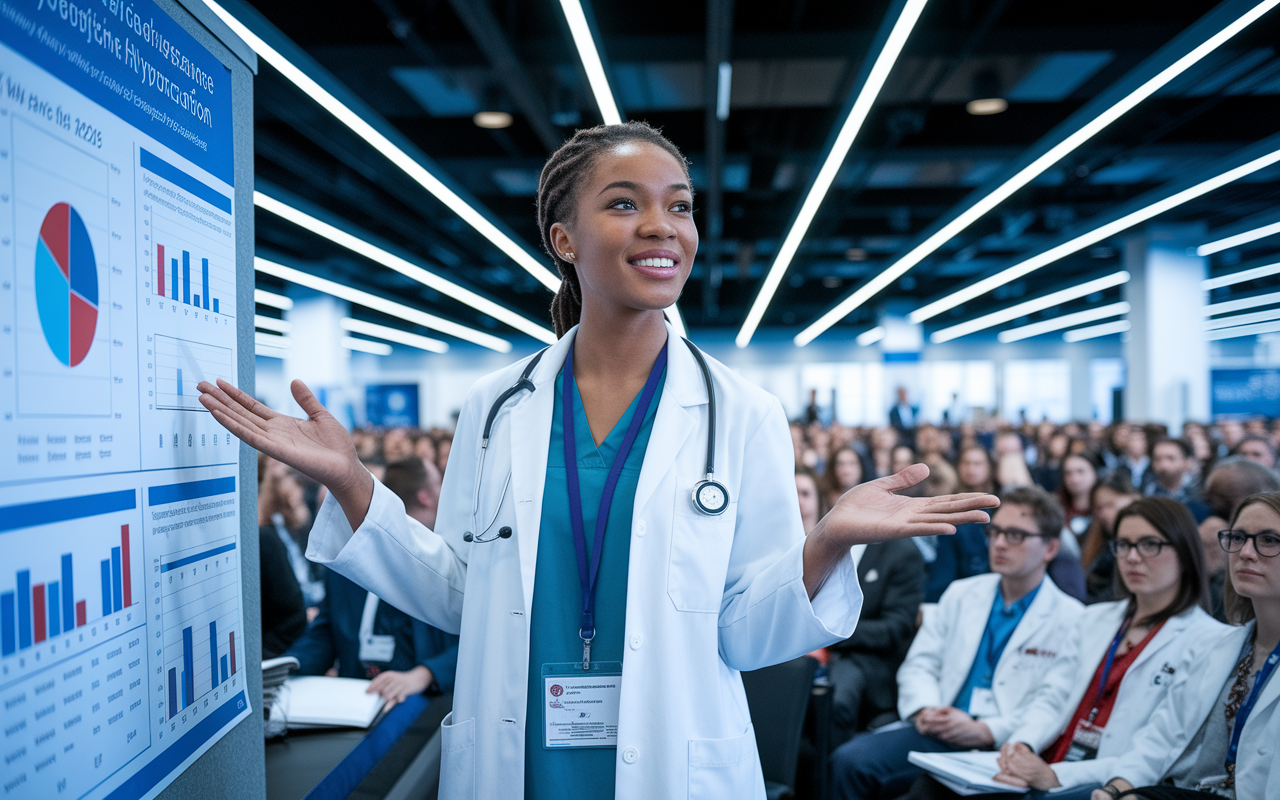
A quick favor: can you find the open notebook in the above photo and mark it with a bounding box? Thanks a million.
[275,676,387,729]
[908,751,1026,795]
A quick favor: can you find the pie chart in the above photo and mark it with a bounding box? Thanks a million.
[35,202,98,367]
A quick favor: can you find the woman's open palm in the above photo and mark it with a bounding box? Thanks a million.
[198,378,364,494]
[822,463,998,546]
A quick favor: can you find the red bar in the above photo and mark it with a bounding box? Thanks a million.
[33,584,46,643]
[229,631,236,674]
[75,600,86,627]
[121,525,132,607]
[157,244,165,296]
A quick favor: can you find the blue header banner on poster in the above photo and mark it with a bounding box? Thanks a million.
[1211,369,1280,417]
[0,0,234,184]
[367,384,420,428]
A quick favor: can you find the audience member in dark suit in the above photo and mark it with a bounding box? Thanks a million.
[827,538,925,744]
[285,457,459,707]
[260,522,307,659]
[888,386,919,438]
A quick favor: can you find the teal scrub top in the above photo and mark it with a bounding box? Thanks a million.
[524,365,665,800]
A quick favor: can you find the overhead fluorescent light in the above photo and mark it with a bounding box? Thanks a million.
[856,326,887,346]
[794,0,1280,345]
[1196,220,1280,256]
[1204,307,1280,330]
[997,302,1129,343]
[909,144,1280,324]
[558,0,622,125]
[254,315,292,334]
[255,192,555,344]
[254,257,512,353]
[736,0,930,348]
[1063,319,1132,342]
[201,0,560,291]
[255,344,288,359]
[255,331,292,349]
[254,288,293,310]
[340,318,449,353]
[342,336,394,356]
[1201,260,1280,290]
[716,62,732,121]
[1204,290,1280,316]
[930,271,1129,343]
[1206,319,1280,340]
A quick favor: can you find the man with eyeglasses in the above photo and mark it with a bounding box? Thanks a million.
[831,486,1083,800]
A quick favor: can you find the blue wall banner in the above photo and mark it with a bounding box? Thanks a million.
[1211,368,1280,417]
[366,384,420,428]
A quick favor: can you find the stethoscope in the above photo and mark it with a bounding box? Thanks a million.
[464,337,729,543]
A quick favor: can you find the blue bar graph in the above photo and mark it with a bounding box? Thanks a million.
[213,298,219,313]
[149,476,235,506]
[194,294,200,307]
[171,257,178,301]
[220,654,228,684]
[47,583,60,637]
[202,258,210,310]
[61,553,74,631]
[1,592,14,656]
[209,621,218,692]
[161,542,235,573]
[0,488,136,532]
[176,368,183,398]
[182,251,190,305]
[182,626,194,709]
[111,546,123,613]
[100,559,111,617]
[168,668,178,719]
[17,570,31,649]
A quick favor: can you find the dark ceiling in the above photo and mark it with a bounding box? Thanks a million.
[244,0,1280,346]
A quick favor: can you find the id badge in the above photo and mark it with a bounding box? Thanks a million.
[359,634,396,663]
[542,662,622,749]
[1063,719,1104,762]
[968,688,999,718]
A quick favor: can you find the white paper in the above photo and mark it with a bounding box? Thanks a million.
[543,673,622,748]
[908,751,1027,795]
[280,676,387,728]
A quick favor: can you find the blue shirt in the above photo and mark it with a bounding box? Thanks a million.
[524,366,664,800]
[952,580,1041,714]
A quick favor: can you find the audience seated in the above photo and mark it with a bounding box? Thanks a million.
[830,486,1084,800]
[1091,492,1280,800]
[1198,458,1280,621]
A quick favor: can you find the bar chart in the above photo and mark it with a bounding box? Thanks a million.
[152,334,234,412]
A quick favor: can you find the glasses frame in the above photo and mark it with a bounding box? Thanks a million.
[1108,537,1171,559]
[1217,529,1280,558]
[984,523,1053,546]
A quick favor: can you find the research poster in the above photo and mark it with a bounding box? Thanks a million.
[0,1,250,798]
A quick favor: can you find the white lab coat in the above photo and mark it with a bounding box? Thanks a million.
[1049,602,1228,787]
[1107,622,1280,799]
[306,323,862,800]
[896,573,1083,750]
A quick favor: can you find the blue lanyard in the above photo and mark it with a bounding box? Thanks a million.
[1088,619,1132,722]
[562,338,666,670]
[1226,633,1280,767]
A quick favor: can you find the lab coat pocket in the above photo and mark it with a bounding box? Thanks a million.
[668,503,737,613]
[688,725,760,799]
[439,712,476,799]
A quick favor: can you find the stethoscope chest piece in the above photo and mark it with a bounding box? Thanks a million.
[691,478,730,515]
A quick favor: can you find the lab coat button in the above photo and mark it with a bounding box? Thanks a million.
[622,746,639,764]
[630,633,643,650]
[636,520,646,536]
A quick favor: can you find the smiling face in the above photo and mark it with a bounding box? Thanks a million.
[549,141,697,321]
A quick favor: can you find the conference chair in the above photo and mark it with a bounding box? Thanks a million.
[743,655,821,800]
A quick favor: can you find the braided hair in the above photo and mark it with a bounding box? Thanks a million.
[536,121,692,338]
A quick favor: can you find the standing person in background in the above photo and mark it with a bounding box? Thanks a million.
[889,386,918,438]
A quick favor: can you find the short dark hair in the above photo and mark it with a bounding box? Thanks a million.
[1112,497,1209,627]
[1232,433,1277,458]
[1000,485,1065,539]
[1151,437,1192,459]
[383,458,428,510]
[1224,491,1280,625]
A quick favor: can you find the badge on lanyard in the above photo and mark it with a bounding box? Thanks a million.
[1063,719,1104,762]
[358,592,396,663]
[542,661,623,749]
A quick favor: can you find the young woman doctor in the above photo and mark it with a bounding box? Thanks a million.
[199,122,997,800]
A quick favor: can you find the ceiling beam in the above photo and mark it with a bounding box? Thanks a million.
[702,0,734,320]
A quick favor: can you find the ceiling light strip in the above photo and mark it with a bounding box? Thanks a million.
[255,345,288,359]
[909,141,1280,325]
[255,192,555,343]
[558,0,622,125]
[1203,289,1280,316]
[253,315,292,334]
[202,0,560,291]
[794,0,1280,346]
[997,303,1129,343]
[341,336,394,356]
[254,331,292,349]
[1205,319,1280,340]
[1063,319,1132,342]
[1201,261,1280,290]
[254,257,512,353]
[1196,220,1280,256]
[930,271,1130,343]
[254,288,293,310]
[856,326,887,346]
[340,318,449,353]
[736,0,930,349]
[1204,307,1280,330]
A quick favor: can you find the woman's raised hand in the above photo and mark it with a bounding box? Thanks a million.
[819,463,998,546]
[198,378,373,526]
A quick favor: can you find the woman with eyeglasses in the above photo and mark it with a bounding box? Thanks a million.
[1084,491,1280,800]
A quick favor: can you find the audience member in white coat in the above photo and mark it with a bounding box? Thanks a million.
[1093,491,1280,800]
[904,498,1228,800]
[831,487,1083,800]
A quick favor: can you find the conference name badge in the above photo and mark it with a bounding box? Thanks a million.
[542,662,623,749]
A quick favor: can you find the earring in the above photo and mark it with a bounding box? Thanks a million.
[564,252,575,261]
